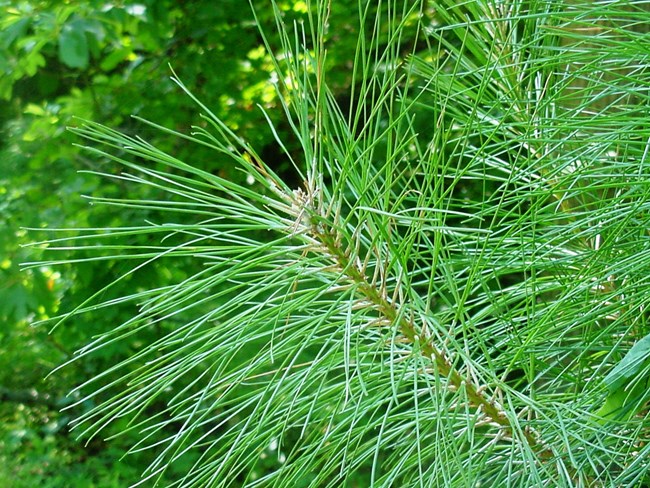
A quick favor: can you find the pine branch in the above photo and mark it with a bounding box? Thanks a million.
[28,0,650,485]
[275,177,573,472]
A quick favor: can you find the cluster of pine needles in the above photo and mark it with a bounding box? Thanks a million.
[26,0,650,486]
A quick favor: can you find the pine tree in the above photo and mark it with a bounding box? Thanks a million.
[30,1,650,486]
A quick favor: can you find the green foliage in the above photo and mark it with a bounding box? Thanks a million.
[598,334,650,422]
[2,0,373,483]
[604,335,650,394]
[11,0,650,486]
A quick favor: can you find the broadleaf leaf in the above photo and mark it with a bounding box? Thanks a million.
[603,334,650,393]
[58,23,89,69]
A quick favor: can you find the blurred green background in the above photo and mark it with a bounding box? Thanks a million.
[0,1,429,485]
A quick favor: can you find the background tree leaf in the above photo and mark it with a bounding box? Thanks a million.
[1,17,31,49]
[58,22,89,69]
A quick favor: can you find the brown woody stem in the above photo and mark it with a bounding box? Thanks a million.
[303,209,556,461]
